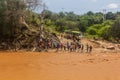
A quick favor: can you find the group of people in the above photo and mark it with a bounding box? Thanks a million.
[38,38,92,53]
[38,33,93,53]
[56,41,92,53]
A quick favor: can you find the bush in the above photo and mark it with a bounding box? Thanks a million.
[86,27,97,35]
[98,26,110,40]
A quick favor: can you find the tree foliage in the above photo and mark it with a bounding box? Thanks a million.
[110,18,120,41]
[0,1,120,42]
[0,0,43,38]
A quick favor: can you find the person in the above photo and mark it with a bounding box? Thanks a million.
[77,43,81,52]
[74,41,78,51]
[70,42,73,52]
[89,45,93,53]
[48,40,51,48]
[60,42,64,50]
[73,35,76,42]
[63,43,67,51]
[39,38,43,48]
[67,41,71,51]
[86,43,89,53]
[81,44,84,53]
[56,43,60,52]
[72,43,76,52]
[51,39,55,49]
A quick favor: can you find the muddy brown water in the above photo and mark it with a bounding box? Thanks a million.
[0,51,120,80]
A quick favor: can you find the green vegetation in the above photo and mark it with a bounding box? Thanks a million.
[0,0,120,42]
[43,10,120,42]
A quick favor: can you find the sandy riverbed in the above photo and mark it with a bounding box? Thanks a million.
[0,51,120,80]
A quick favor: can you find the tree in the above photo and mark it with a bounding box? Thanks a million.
[98,26,110,40]
[110,18,120,41]
[77,20,88,32]
[65,12,78,21]
[59,12,66,18]
[106,12,116,20]
[86,11,94,16]
[0,0,43,38]
[55,19,66,32]
[43,10,52,19]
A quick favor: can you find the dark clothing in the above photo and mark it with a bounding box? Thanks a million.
[89,45,92,52]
